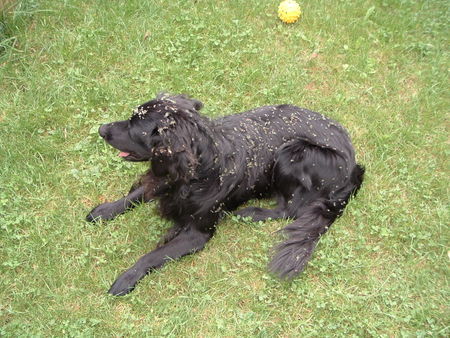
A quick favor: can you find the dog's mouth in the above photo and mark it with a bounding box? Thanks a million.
[117,151,147,162]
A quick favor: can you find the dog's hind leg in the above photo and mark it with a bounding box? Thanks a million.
[267,140,364,279]
[235,206,288,222]
[108,225,214,296]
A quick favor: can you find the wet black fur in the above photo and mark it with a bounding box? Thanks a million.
[87,93,364,296]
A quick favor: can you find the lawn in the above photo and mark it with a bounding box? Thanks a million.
[0,0,448,336]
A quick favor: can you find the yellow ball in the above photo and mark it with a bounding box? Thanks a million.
[278,0,302,24]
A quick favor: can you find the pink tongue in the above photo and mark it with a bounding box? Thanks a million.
[118,151,130,157]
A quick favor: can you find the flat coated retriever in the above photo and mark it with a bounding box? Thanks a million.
[86,93,364,296]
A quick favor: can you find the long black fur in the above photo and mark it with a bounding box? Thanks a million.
[87,93,364,296]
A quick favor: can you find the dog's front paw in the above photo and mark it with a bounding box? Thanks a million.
[108,268,145,296]
[86,202,120,222]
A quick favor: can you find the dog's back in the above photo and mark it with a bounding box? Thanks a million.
[217,104,364,278]
[217,104,355,162]
[212,105,357,198]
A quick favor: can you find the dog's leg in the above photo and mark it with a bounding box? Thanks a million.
[86,172,164,222]
[86,185,151,222]
[235,206,288,222]
[108,226,213,296]
[155,225,183,248]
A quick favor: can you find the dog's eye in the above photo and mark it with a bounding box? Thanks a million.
[151,128,159,136]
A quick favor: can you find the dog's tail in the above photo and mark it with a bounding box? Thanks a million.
[269,164,365,279]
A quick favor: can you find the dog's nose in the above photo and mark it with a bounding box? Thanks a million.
[98,124,108,139]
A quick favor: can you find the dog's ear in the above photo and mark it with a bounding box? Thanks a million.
[156,92,204,112]
[153,122,199,182]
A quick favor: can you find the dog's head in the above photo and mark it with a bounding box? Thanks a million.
[98,93,205,180]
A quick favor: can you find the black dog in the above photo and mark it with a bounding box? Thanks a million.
[87,93,364,296]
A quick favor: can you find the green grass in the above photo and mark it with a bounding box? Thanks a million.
[0,0,448,336]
